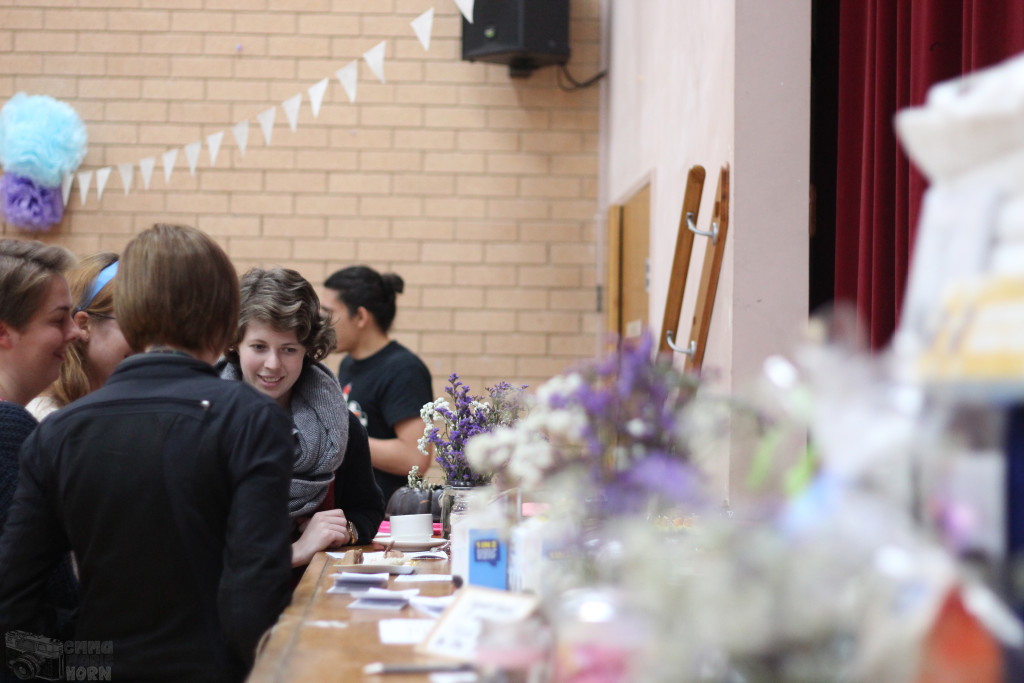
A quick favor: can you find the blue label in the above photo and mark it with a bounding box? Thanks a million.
[468,528,507,590]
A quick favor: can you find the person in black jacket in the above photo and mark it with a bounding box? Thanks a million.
[0,224,294,683]
[218,267,384,566]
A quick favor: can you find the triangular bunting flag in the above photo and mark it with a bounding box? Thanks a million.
[282,94,301,133]
[411,9,434,51]
[162,149,178,184]
[207,131,224,166]
[184,141,202,176]
[61,174,73,206]
[232,120,250,157]
[363,41,387,83]
[257,107,276,146]
[336,61,358,103]
[78,171,92,206]
[453,0,474,23]
[95,167,112,200]
[308,78,329,118]
[117,163,133,195]
[139,157,156,190]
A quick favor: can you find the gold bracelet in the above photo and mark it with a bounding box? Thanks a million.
[347,520,358,545]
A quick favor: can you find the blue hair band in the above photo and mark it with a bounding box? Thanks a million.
[76,260,118,313]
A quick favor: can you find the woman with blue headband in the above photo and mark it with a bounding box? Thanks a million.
[28,252,133,420]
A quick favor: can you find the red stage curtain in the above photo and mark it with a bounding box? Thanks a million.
[834,0,1024,350]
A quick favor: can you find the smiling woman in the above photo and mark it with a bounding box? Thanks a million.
[218,267,385,569]
[237,321,307,409]
[0,237,79,638]
[0,241,79,407]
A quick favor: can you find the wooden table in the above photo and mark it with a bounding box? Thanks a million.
[248,546,456,682]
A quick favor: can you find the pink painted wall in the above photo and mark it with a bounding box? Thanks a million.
[600,0,810,495]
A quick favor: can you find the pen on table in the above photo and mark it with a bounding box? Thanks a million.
[363,661,474,675]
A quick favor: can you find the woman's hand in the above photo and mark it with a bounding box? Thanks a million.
[291,509,350,567]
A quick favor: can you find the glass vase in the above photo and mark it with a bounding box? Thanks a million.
[440,482,476,539]
[552,586,646,683]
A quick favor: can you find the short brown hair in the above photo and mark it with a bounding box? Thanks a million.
[116,224,238,355]
[0,239,76,329]
[52,252,119,407]
[226,267,336,364]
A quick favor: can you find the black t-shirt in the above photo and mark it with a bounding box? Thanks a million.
[337,341,433,504]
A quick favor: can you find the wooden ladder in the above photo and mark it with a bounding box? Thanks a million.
[660,163,731,373]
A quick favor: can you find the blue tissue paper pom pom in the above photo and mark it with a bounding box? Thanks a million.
[0,92,88,187]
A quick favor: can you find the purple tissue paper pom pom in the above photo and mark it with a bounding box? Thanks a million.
[1,173,64,231]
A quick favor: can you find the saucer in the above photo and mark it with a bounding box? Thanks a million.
[390,537,445,551]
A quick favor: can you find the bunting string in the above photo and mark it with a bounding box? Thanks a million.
[62,3,478,205]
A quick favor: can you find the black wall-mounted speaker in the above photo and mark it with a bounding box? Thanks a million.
[462,0,571,77]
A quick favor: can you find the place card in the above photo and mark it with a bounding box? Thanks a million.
[349,587,420,611]
[410,595,455,619]
[378,619,436,645]
[333,563,415,575]
[327,572,388,595]
[416,587,539,662]
[395,574,453,583]
[408,551,448,560]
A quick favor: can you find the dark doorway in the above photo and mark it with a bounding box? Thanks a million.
[808,0,839,316]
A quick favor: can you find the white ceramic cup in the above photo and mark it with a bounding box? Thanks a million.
[390,513,433,541]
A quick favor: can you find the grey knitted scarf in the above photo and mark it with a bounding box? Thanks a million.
[217,359,348,518]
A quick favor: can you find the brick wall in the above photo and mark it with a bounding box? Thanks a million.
[0,0,602,397]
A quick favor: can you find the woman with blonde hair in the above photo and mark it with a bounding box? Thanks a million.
[219,267,384,567]
[28,251,133,419]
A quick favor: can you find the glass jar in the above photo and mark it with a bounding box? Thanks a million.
[440,482,476,539]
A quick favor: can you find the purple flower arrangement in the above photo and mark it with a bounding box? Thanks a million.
[467,334,706,517]
[419,373,526,486]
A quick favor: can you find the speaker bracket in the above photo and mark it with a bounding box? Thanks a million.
[509,58,539,79]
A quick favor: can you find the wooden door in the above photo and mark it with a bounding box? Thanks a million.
[605,184,651,342]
